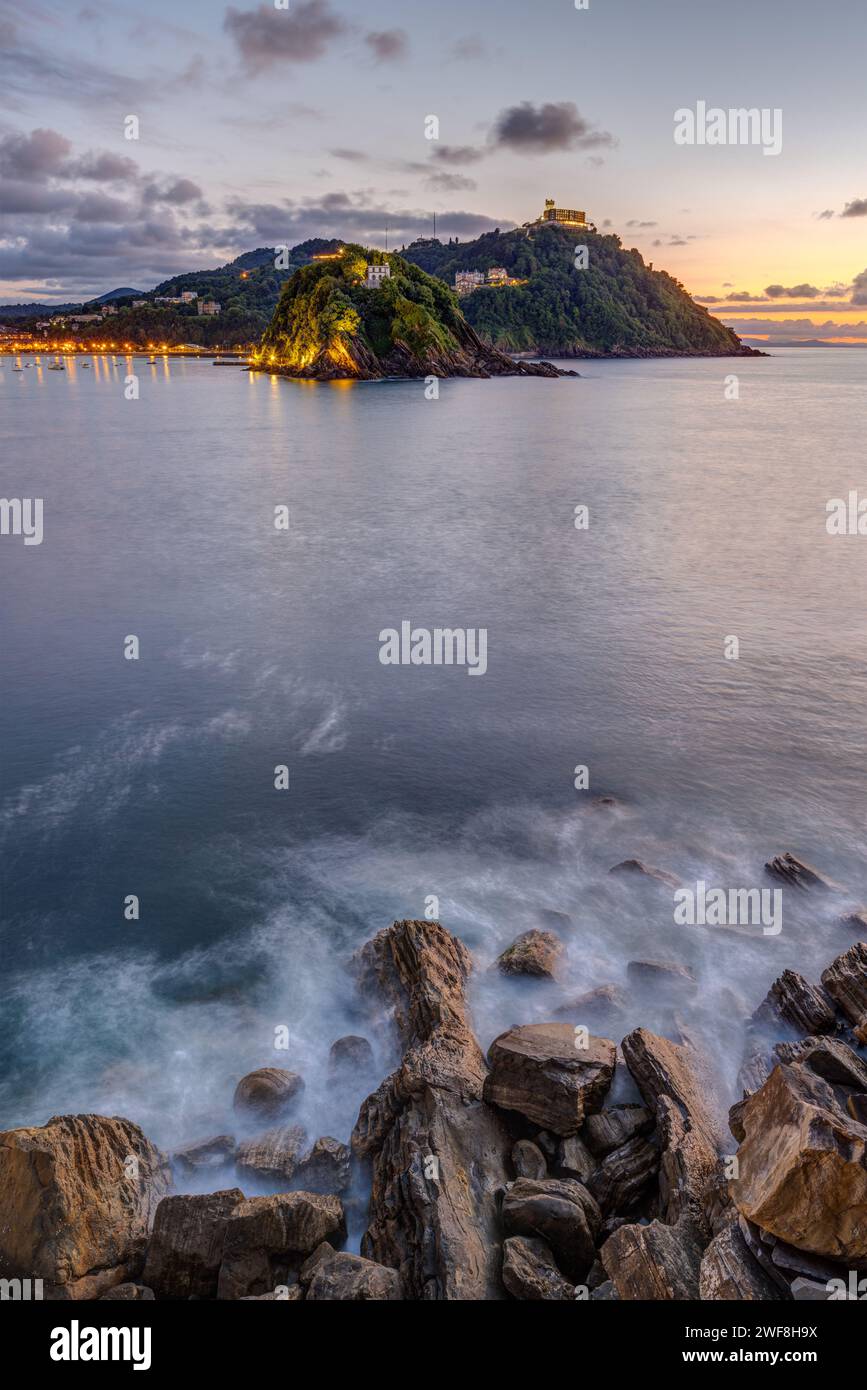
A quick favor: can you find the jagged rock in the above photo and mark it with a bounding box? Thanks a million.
[99,1283,155,1301]
[501,1178,601,1281]
[601,1215,703,1299]
[501,1236,575,1300]
[306,1251,403,1301]
[172,1135,236,1177]
[292,1137,351,1195]
[737,1050,773,1099]
[730,1062,867,1261]
[752,970,836,1036]
[791,1277,833,1300]
[484,1023,615,1135]
[588,1135,659,1215]
[496,929,563,980]
[556,1133,596,1183]
[821,941,867,1027]
[217,1193,346,1300]
[627,959,697,1000]
[698,1223,782,1300]
[583,1104,653,1157]
[232,1069,304,1122]
[775,1035,867,1091]
[840,909,867,935]
[591,1279,619,1299]
[769,1237,850,1285]
[142,1189,243,1300]
[299,1241,336,1286]
[621,1028,724,1232]
[554,984,630,1033]
[351,919,511,1300]
[765,853,843,893]
[609,859,680,888]
[586,1257,607,1289]
[0,1114,171,1300]
[512,1139,547,1180]
[329,1035,374,1074]
[737,1216,792,1294]
[235,1126,307,1184]
[850,1095,867,1125]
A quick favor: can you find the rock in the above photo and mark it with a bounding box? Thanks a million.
[587,1136,659,1215]
[839,909,867,936]
[232,1069,304,1122]
[484,1024,615,1136]
[583,1105,653,1158]
[511,1139,547,1181]
[752,970,836,1036]
[501,1236,575,1300]
[554,984,630,1034]
[496,929,563,980]
[329,1035,374,1074]
[698,1223,782,1300]
[99,1283,155,1301]
[351,920,512,1300]
[791,1277,833,1301]
[218,1193,346,1300]
[590,1279,619,1299]
[306,1251,403,1301]
[627,959,697,1000]
[769,1237,850,1285]
[730,1062,867,1261]
[621,1028,724,1232]
[555,1134,596,1183]
[764,853,843,893]
[235,1125,307,1184]
[821,941,867,1028]
[501,1178,601,1281]
[775,1035,867,1092]
[299,1242,336,1286]
[609,859,680,889]
[142,1189,243,1300]
[601,1215,703,1299]
[849,1095,867,1126]
[737,1050,773,1099]
[737,1216,792,1294]
[0,1114,171,1300]
[241,1284,303,1300]
[172,1135,236,1177]
[291,1137,351,1195]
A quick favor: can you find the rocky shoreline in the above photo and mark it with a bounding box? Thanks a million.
[1,899,866,1301]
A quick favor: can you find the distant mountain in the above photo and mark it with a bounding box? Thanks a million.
[94,288,145,303]
[0,301,81,319]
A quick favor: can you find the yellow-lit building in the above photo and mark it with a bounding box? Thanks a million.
[534,199,589,229]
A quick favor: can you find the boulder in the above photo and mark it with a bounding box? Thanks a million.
[232,1069,304,1122]
[501,1177,601,1281]
[511,1139,547,1181]
[791,1277,833,1301]
[329,1035,374,1074]
[775,1035,867,1091]
[351,920,512,1300]
[99,1283,155,1301]
[752,970,836,1036]
[299,1242,336,1286]
[501,1236,575,1300]
[821,941,867,1028]
[627,959,697,1000]
[291,1137,351,1195]
[698,1223,782,1300]
[730,1062,867,1261]
[235,1125,307,1185]
[306,1251,403,1301]
[484,1023,615,1135]
[555,1133,596,1183]
[554,984,630,1034]
[218,1192,346,1300]
[765,853,843,893]
[583,1105,653,1157]
[587,1135,659,1215]
[609,859,680,888]
[142,1189,243,1300]
[0,1114,171,1300]
[601,1215,703,1299]
[172,1135,236,1177]
[496,929,563,980]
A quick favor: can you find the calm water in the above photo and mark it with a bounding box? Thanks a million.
[2,349,866,1158]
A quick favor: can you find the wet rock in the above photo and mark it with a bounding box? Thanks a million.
[292,1137,351,1195]
[217,1192,346,1300]
[235,1126,307,1185]
[484,1023,615,1135]
[621,1028,724,1233]
[775,1035,867,1092]
[583,1105,653,1157]
[737,1050,773,1099]
[172,1135,236,1177]
[849,1095,867,1126]
[555,1133,596,1183]
[730,1062,867,1261]
[627,959,697,1001]
[554,984,630,1034]
[99,1283,155,1301]
[752,970,836,1036]
[241,1284,303,1301]
[737,1216,792,1294]
[142,1190,243,1300]
[351,919,511,1300]
[765,853,843,893]
[298,1241,336,1287]
[0,1114,171,1300]
[501,1236,575,1300]
[590,1279,619,1299]
[821,941,867,1028]
[839,909,867,936]
[329,1035,374,1074]
[587,1135,659,1216]
[232,1069,304,1122]
[791,1277,833,1300]
[511,1139,547,1181]
[496,929,563,980]
[609,859,680,889]
[698,1223,782,1300]
[501,1177,601,1281]
[601,1215,703,1299]
[306,1251,403,1301]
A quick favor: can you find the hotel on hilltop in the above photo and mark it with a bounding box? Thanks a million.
[527,199,590,230]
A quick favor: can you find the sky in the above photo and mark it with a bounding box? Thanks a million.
[1,0,865,341]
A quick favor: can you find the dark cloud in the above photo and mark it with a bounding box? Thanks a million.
[841,197,867,218]
[764,283,821,299]
[364,29,408,63]
[816,209,835,220]
[70,151,140,182]
[73,191,132,223]
[223,0,347,75]
[0,128,72,180]
[852,269,867,306]
[0,179,73,214]
[626,219,657,228]
[225,191,512,249]
[430,144,487,166]
[162,178,204,205]
[721,316,867,342]
[490,102,616,154]
[425,171,477,193]
[329,148,368,162]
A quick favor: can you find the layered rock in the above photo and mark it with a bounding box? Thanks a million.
[501,1177,601,1281]
[142,1189,243,1300]
[496,929,563,980]
[821,941,867,1029]
[235,1125,307,1185]
[601,1215,704,1299]
[501,1236,575,1300]
[483,1023,615,1135]
[0,1114,171,1300]
[752,969,836,1036]
[765,853,842,893]
[218,1192,345,1300]
[306,1251,404,1301]
[698,1223,782,1300]
[232,1068,304,1122]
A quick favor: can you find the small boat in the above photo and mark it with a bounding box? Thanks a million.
[81,362,91,367]
[48,362,65,370]
[147,356,157,364]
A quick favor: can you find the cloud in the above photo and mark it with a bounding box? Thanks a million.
[225,191,512,249]
[364,29,408,63]
[723,316,867,342]
[73,191,132,223]
[626,219,657,228]
[223,0,347,74]
[852,269,867,306]
[431,144,487,166]
[425,171,477,193]
[162,178,204,205]
[490,101,616,154]
[450,35,486,61]
[841,197,867,218]
[764,283,821,299]
[0,127,71,179]
[816,209,835,220]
